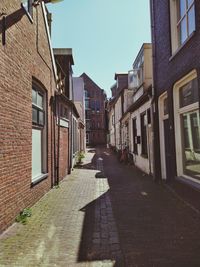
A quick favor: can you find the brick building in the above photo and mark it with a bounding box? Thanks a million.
[53,48,80,178]
[81,73,107,146]
[0,1,57,232]
[150,0,200,188]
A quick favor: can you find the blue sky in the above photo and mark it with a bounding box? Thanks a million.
[48,0,151,97]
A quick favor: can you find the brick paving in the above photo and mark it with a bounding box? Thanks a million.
[0,147,200,267]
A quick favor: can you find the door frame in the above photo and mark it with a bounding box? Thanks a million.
[158,92,169,180]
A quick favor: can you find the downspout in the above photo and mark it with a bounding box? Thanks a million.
[114,104,116,150]
[53,95,57,186]
[69,72,74,172]
[150,0,161,182]
[51,95,56,187]
[56,95,60,185]
[69,105,73,173]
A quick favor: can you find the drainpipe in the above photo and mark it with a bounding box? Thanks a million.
[56,95,60,185]
[150,0,161,182]
[51,95,56,187]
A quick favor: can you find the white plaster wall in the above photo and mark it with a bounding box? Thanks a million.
[130,100,153,174]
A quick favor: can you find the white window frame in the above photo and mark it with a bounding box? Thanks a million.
[158,92,169,180]
[32,85,47,184]
[170,0,195,54]
[173,69,200,184]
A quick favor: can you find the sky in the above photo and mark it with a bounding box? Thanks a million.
[48,0,151,97]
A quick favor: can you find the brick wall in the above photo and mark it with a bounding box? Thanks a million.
[152,0,200,94]
[151,0,200,180]
[81,73,106,146]
[0,1,56,232]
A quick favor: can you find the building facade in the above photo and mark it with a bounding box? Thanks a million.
[81,73,107,146]
[0,1,85,233]
[0,1,57,232]
[150,0,200,187]
[128,44,153,174]
[73,77,86,153]
[107,45,153,175]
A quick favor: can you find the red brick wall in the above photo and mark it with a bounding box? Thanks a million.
[0,1,56,232]
[80,73,106,146]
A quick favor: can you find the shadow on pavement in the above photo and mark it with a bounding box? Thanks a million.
[77,146,200,267]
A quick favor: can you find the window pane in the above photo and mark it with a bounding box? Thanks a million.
[32,89,37,105]
[38,111,44,126]
[32,129,42,180]
[182,111,200,179]
[188,5,195,35]
[179,78,198,107]
[190,112,200,151]
[178,0,187,20]
[183,114,190,149]
[179,17,187,44]
[32,107,38,123]
[37,93,43,109]
[187,0,194,8]
[85,99,89,109]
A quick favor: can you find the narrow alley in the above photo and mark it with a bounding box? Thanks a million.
[0,147,200,267]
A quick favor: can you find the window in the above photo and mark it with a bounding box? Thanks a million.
[86,121,90,131]
[85,90,90,98]
[73,118,78,154]
[32,89,45,126]
[132,118,138,154]
[174,71,200,180]
[179,78,198,107]
[141,113,148,157]
[177,0,195,45]
[60,104,69,120]
[85,99,90,110]
[86,133,89,144]
[85,110,90,120]
[96,100,100,112]
[32,86,47,183]
[21,0,33,18]
[90,100,95,110]
[170,0,195,52]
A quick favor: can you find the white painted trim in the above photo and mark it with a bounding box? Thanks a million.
[158,92,168,180]
[173,69,198,178]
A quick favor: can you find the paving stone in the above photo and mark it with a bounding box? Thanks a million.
[1,146,200,266]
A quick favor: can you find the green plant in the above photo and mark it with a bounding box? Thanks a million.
[77,151,85,163]
[15,208,32,224]
[54,183,60,189]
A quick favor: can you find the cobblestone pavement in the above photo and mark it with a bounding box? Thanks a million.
[0,146,200,267]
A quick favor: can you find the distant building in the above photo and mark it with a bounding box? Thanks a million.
[53,48,81,172]
[73,77,86,152]
[80,73,107,146]
[107,44,153,175]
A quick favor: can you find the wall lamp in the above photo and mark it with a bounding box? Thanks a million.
[33,0,63,7]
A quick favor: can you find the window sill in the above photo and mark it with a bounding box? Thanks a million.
[176,176,200,192]
[169,31,195,61]
[31,173,48,187]
[21,4,33,23]
[57,118,69,128]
